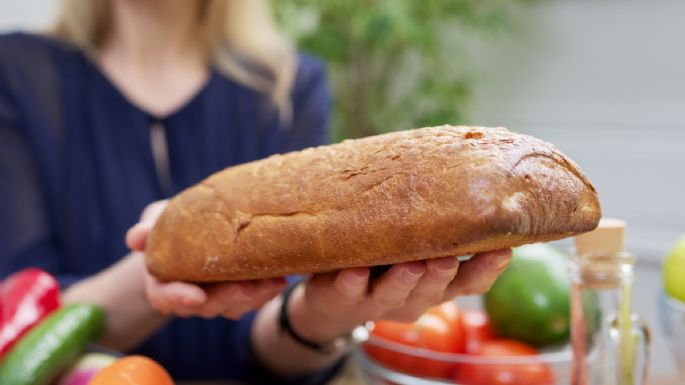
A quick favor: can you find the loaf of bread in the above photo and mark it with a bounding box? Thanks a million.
[145,125,601,282]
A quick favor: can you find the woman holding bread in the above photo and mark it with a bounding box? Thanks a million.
[0,0,511,382]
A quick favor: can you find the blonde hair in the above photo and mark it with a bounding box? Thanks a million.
[52,0,296,119]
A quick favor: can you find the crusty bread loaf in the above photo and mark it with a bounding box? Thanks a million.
[145,125,601,282]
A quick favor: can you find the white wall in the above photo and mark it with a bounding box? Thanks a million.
[466,2,684,376]
[0,0,58,31]
[468,0,685,262]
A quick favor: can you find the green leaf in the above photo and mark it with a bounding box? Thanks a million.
[273,0,534,140]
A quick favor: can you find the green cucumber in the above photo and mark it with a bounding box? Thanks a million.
[0,303,105,385]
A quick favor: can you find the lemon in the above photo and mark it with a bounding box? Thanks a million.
[664,236,685,303]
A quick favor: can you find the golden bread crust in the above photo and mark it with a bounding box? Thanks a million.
[145,125,601,281]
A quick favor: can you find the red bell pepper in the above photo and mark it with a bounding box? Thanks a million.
[0,268,61,357]
[0,281,3,338]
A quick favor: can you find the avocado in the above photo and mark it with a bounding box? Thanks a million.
[484,243,572,347]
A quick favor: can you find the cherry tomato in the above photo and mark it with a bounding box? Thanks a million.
[460,309,496,353]
[365,302,465,380]
[364,321,423,376]
[427,300,460,324]
[453,340,555,385]
[421,301,465,354]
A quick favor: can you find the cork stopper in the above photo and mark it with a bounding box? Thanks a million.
[575,218,626,257]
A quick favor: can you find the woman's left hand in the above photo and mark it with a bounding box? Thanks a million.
[127,200,286,320]
[285,250,512,345]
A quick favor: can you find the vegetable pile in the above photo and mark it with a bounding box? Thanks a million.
[365,302,556,385]
[0,269,173,385]
[364,243,588,385]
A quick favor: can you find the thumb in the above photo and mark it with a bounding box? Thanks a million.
[126,223,150,252]
[126,200,168,251]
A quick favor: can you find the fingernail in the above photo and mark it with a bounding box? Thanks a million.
[489,254,511,270]
[352,268,370,279]
[125,225,142,242]
[182,294,204,306]
[435,257,459,272]
[402,264,424,283]
[138,220,155,231]
[344,268,369,286]
[406,263,425,275]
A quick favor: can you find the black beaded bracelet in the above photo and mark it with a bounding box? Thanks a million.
[278,283,342,354]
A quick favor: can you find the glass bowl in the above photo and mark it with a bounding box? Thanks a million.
[658,292,685,378]
[351,324,573,385]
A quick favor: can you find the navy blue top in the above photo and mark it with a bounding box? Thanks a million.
[0,32,337,383]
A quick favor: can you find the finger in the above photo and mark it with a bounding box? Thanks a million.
[333,267,370,302]
[199,279,286,319]
[126,223,149,251]
[140,200,168,223]
[297,272,340,323]
[219,295,272,320]
[219,279,285,319]
[305,267,370,317]
[169,281,285,319]
[370,262,425,311]
[444,249,512,298]
[126,200,168,251]
[145,274,206,313]
[291,267,369,329]
[301,267,370,321]
[197,282,244,318]
[385,256,459,322]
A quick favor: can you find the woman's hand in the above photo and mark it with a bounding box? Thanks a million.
[286,250,512,344]
[126,200,286,319]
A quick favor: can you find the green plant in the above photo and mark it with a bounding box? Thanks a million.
[274,0,531,141]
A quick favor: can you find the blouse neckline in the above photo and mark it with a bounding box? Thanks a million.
[84,55,218,122]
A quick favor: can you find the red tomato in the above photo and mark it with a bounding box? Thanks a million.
[460,309,496,353]
[365,302,466,380]
[421,301,465,354]
[364,321,423,376]
[427,300,460,324]
[453,340,555,385]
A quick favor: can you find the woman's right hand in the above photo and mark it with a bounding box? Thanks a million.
[126,200,286,320]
